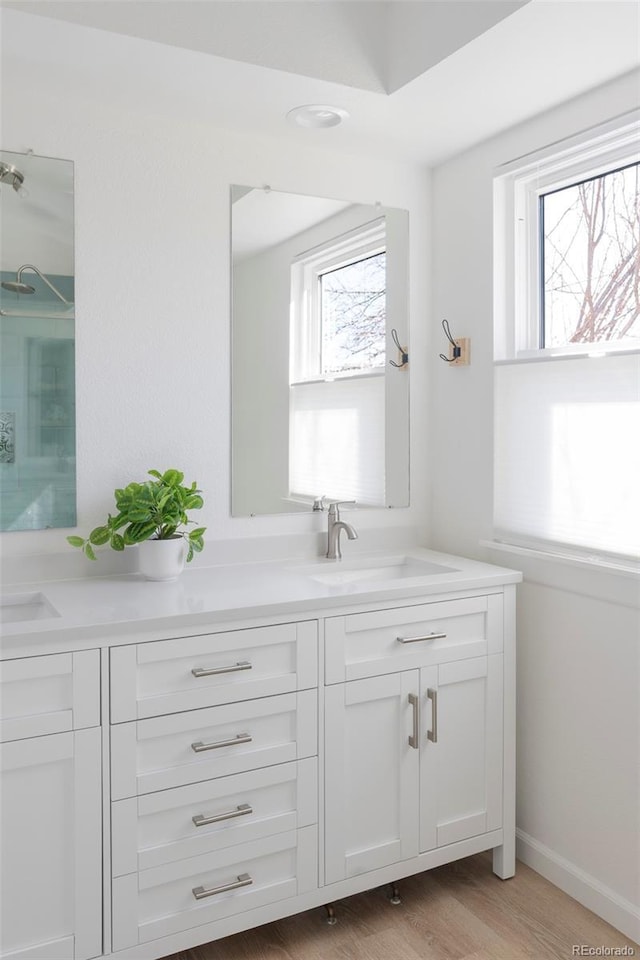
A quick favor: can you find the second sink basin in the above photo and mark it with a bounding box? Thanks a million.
[292,555,457,586]
[0,592,60,624]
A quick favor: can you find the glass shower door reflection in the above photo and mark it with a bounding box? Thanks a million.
[0,323,76,531]
[0,148,75,532]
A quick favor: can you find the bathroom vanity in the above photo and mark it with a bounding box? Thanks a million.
[0,549,520,960]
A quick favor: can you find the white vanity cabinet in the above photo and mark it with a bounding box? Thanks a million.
[0,651,102,960]
[109,620,319,953]
[0,555,518,960]
[324,595,508,884]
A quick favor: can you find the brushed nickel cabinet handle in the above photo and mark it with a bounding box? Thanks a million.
[192,803,253,827]
[191,733,252,753]
[396,632,447,644]
[192,872,253,900]
[191,661,252,678]
[427,688,438,743]
[408,692,419,749]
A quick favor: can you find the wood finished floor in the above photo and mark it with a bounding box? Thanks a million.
[166,854,639,960]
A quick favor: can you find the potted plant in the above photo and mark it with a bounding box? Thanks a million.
[67,468,206,580]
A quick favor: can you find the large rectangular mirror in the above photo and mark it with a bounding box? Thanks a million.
[0,149,75,531]
[231,185,409,517]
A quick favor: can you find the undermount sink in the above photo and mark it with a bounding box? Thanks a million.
[292,555,457,586]
[0,592,60,624]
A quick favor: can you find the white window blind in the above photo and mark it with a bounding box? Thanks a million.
[494,353,640,560]
[289,375,385,505]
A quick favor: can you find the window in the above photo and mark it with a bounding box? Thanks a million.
[290,219,386,382]
[320,251,386,376]
[493,113,640,564]
[289,220,387,505]
[540,162,639,349]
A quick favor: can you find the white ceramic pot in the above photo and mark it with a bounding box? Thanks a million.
[138,537,186,581]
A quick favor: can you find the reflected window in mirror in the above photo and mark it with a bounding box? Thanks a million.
[290,219,387,505]
[231,186,409,517]
[291,220,386,379]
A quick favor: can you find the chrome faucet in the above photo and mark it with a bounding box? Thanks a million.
[326,501,358,560]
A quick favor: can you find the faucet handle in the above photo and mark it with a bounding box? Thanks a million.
[328,499,356,519]
[312,495,326,512]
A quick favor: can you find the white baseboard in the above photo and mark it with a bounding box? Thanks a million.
[516,829,640,945]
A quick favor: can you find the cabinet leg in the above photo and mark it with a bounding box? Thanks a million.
[324,903,337,925]
[493,841,516,879]
[389,882,402,905]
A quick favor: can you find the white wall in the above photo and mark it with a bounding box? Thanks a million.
[430,70,640,941]
[0,22,429,577]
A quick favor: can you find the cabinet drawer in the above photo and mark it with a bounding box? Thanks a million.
[110,621,317,722]
[0,650,100,742]
[112,757,318,876]
[325,596,503,684]
[112,824,317,951]
[111,690,317,800]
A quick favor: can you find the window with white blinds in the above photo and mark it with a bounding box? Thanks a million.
[494,113,640,564]
[494,353,640,559]
[289,220,387,505]
[289,375,385,505]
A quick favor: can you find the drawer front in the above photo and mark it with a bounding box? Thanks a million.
[111,690,318,800]
[112,825,317,951]
[0,650,100,742]
[325,595,503,684]
[110,621,318,722]
[111,757,318,876]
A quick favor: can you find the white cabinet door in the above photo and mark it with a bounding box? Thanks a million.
[325,672,419,884]
[0,729,102,960]
[420,655,503,852]
[325,654,504,883]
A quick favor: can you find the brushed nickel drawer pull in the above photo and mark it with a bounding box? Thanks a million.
[192,803,253,827]
[427,688,438,743]
[408,692,419,749]
[192,872,253,900]
[191,661,252,678]
[396,632,447,644]
[191,733,252,753]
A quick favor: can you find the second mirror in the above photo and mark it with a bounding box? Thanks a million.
[231,186,409,517]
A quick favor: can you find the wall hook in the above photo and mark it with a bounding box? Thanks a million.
[389,328,409,368]
[439,319,458,362]
[439,318,470,365]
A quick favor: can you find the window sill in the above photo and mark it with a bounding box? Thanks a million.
[480,539,639,577]
[291,369,385,387]
[480,539,640,609]
[494,346,640,365]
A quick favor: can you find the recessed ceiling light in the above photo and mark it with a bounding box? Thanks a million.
[286,105,349,129]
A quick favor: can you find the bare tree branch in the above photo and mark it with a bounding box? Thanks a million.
[543,163,639,345]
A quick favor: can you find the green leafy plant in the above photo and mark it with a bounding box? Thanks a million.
[67,468,206,563]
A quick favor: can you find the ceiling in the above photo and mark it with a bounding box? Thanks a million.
[1,1,530,94]
[1,1,639,165]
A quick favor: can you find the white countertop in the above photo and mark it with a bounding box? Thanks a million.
[0,548,522,658]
